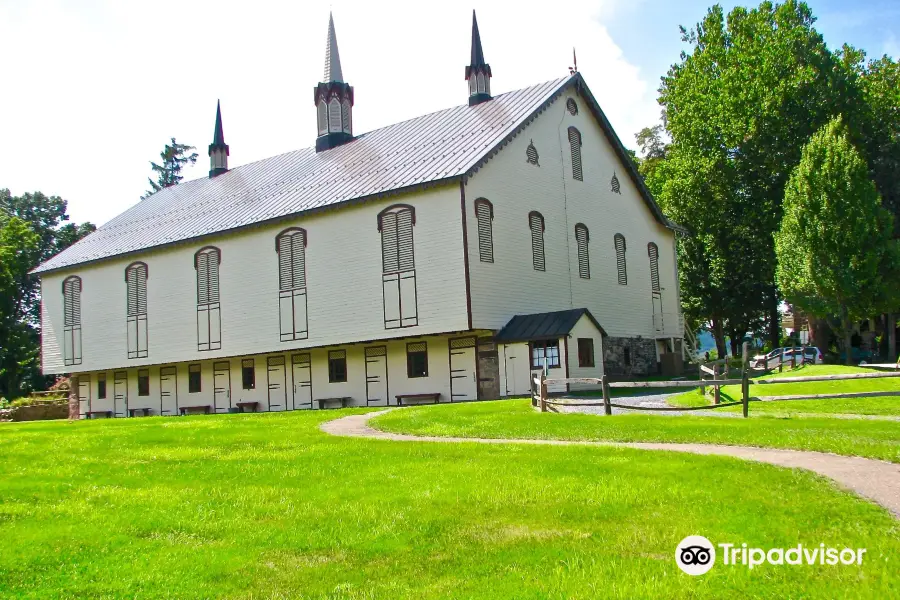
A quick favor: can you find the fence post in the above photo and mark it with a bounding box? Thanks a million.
[741,342,750,418]
[699,362,706,395]
[602,374,612,416]
[540,374,547,413]
[713,364,720,404]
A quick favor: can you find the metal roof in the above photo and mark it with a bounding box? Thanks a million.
[495,308,606,343]
[33,74,679,275]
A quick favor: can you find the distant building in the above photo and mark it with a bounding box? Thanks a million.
[33,12,685,417]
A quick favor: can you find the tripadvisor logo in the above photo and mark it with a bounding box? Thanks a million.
[676,536,867,576]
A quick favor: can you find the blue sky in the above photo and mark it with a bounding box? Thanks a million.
[0,0,896,227]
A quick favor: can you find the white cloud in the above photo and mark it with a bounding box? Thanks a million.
[0,0,658,226]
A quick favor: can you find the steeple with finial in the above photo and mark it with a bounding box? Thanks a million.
[208,100,229,178]
[314,13,354,152]
[465,10,492,106]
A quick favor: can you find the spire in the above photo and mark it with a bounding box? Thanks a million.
[208,100,229,178]
[465,10,492,106]
[314,13,354,152]
[323,12,343,83]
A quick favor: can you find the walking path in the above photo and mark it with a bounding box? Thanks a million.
[321,410,900,519]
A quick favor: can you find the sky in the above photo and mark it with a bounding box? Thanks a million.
[1,0,897,228]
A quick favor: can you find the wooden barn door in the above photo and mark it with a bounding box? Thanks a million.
[114,371,128,417]
[449,337,478,402]
[159,366,177,415]
[291,353,312,410]
[267,356,287,411]
[213,362,231,413]
[78,378,91,419]
[365,346,389,406]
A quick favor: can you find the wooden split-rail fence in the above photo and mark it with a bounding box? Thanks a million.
[531,342,900,418]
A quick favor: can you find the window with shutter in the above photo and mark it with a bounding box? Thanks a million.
[568,127,583,181]
[566,98,578,115]
[195,247,222,351]
[276,228,309,341]
[648,242,660,292]
[62,276,82,366]
[614,234,627,285]
[378,205,418,328]
[529,211,545,271]
[575,223,590,279]
[317,101,327,135]
[125,262,149,359]
[474,198,493,263]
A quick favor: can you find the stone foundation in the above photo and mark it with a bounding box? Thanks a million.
[603,336,658,377]
[9,403,69,422]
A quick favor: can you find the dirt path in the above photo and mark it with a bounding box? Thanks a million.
[321,410,900,519]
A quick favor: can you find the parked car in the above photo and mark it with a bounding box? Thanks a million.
[751,347,823,369]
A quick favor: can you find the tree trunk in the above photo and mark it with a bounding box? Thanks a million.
[68,375,80,421]
[769,288,781,349]
[841,305,853,366]
[712,317,727,358]
[808,315,831,352]
[889,312,897,363]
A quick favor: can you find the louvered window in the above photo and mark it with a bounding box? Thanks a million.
[341,99,352,134]
[317,101,327,136]
[328,98,342,132]
[575,223,590,279]
[648,242,660,292]
[276,228,308,341]
[62,276,82,366]
[529,211,545,271]
[568,126,583,181]
[125,262,149,359]
[614,234,627,285]
[379,205,418,329]
[474,198,493,263]
[566,98,578,115]
[195,247,222,351]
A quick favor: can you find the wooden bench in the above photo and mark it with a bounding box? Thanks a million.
[128,407,152,417]
[395,393,441,406]
[316,397,352,410]
[85,410,113,419]
[236,401,259,413]
[179,405,212,416]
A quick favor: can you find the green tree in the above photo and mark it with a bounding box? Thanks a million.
[655,0,853,351]
[635,124,668,181]
[143,138,199,199]
[776,117,899,364]
[0,190,95,397]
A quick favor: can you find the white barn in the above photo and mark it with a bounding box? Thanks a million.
[34,12,686,417]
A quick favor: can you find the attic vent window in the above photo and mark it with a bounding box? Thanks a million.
[611,172,621,194]
[568,127,583,182]
[566,98,578,115]
[526,140,540,166]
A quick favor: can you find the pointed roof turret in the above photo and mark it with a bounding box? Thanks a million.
[314,13,354,152]
[208,100,229,178]
[323,12,343,83]
[465,10,492,106]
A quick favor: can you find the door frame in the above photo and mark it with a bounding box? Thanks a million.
[290,353,313,410]
[213,361,232,412]
[364,345,389,406]
[113,370,128,417]
[267,355,288,411]
[448,336,479,402]
[78,377,91,419]
[159,366,178,416]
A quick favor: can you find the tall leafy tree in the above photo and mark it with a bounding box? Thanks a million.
[0,190,95,397]
[776,117,899,364]
[654,1,851,351]
[142,138,198,199]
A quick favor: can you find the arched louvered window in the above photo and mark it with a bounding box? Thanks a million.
[529,211,545,271]
[378,205,418,328]
[125,262,149,359]
[575,223,590,279]
[614,234,627,285]
[474,198,494,263]
[317,101,327,136]
[648,242,660,292]
[341,99,352,134]
[62,276,82,366]
[566,98,578,115]
[195,246,222,351]
[526,140,539,166]
[328,98,342,132]
[276,228,309,341]
[568,126,583,181]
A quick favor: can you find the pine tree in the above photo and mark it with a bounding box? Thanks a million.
[142,138,198,199]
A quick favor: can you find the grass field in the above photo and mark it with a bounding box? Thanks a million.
[668,365,900,416]
[373,400,900,462]
[1,410,899,598]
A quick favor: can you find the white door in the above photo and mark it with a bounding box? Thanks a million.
[291,353,312,410]
[365,346,389,406]
[213,362,231,412]
[78,378,91,419]
[449,337,478,402]
[503,344,531,397]
[114,371,127,417]
[267,356,287,411]
[160,367,177,415]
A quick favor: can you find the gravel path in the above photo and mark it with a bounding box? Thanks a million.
[553,390,742,417]
[321,410,900,519]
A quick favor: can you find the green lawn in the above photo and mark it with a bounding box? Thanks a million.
[373,400,900,463]
[0,411,898,598]
[668,364,900,416]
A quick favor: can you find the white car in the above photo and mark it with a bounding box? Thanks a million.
[751,347,823,369]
